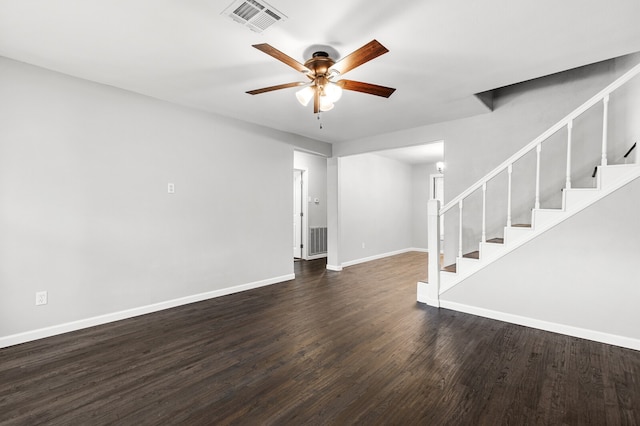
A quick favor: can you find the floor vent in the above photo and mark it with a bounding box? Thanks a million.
[222,0,287,33]
[309,227,328,256]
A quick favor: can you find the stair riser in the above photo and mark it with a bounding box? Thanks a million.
[563,189,598,212]
[599,164,639,188]
[439,272,457,292]
[533,210,565,229]
[504,227,532,245]
[480,242,503,259]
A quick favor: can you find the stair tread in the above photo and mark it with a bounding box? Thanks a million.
[442,264,456,273]
[463,251,480,259]
[512,224,532,228]
[442,249,481,273]
[485,238,504,244]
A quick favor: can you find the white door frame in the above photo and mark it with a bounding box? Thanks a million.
[294,168,309,259]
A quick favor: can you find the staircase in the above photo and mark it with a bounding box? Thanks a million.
[435,162,640,294]
[417,60,640,309]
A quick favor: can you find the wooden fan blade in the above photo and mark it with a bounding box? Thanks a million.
[252,44,311,74]
[337,79,396,98]
[314,87,320,113]
[246,82,306,95]
[330,40,389,75]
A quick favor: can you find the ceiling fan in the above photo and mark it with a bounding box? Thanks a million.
[246,40,396,114]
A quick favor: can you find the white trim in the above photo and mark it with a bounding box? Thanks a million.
[328,248,426,271]
[341,248,418,268]
[440,300,640,351]
[417,281,439,307]
[0,273,295,349]
[293,167,308,260]
[306,253,328,260]
[301,168,309,260]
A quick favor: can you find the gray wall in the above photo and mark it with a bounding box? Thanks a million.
[442,177,640,342]
[339,154,413,264]
[0,57,308,338]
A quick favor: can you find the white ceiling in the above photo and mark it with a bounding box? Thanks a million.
[1,0,640,146]
[374,141,444,165]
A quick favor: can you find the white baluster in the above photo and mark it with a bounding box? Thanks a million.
[458,199,463,258]
[602,94,609,166]
[535,144,541,209]
[566,120,573,189]
[481,182,487,243]
[507,165,512,227]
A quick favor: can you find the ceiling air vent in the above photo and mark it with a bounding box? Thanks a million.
[222,0,287,33]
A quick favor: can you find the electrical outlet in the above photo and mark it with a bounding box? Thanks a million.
[35,291,48,306]
[167,183,175,194]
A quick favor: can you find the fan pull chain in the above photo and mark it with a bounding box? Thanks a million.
[317,113,323,129]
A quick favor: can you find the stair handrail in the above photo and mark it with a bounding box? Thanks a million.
[440,61,640,216]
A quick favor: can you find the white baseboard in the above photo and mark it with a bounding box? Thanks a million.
[440,300,640,351]
[341,248,425,268]
[326,264,343,271]
[417,281,439,307]
[306,253,328,261]
[0,273,295,349]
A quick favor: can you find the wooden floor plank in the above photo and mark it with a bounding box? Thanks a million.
[1,251,640,424]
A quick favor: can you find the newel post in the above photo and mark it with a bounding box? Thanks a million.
[601,94,610,166]
[427,199,441,307]
[566,120,573,189]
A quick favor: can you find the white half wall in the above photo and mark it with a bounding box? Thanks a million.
[412,163,437,250]
[440,177,640,348]
[0,57,310,343]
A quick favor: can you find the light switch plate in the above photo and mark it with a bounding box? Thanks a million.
[36,291,47,306]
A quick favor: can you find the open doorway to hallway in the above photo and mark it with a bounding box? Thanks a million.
[325,141,444,270]
[293,151,328,264]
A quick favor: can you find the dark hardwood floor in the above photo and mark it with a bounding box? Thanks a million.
[2,252,640,425]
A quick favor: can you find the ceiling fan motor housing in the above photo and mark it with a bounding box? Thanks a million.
[304,52,335,79]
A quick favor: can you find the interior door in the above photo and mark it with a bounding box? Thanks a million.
[293,170,303,258]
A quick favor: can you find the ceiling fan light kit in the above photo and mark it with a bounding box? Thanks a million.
[295,85,314,106]
[247,40,396,118]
